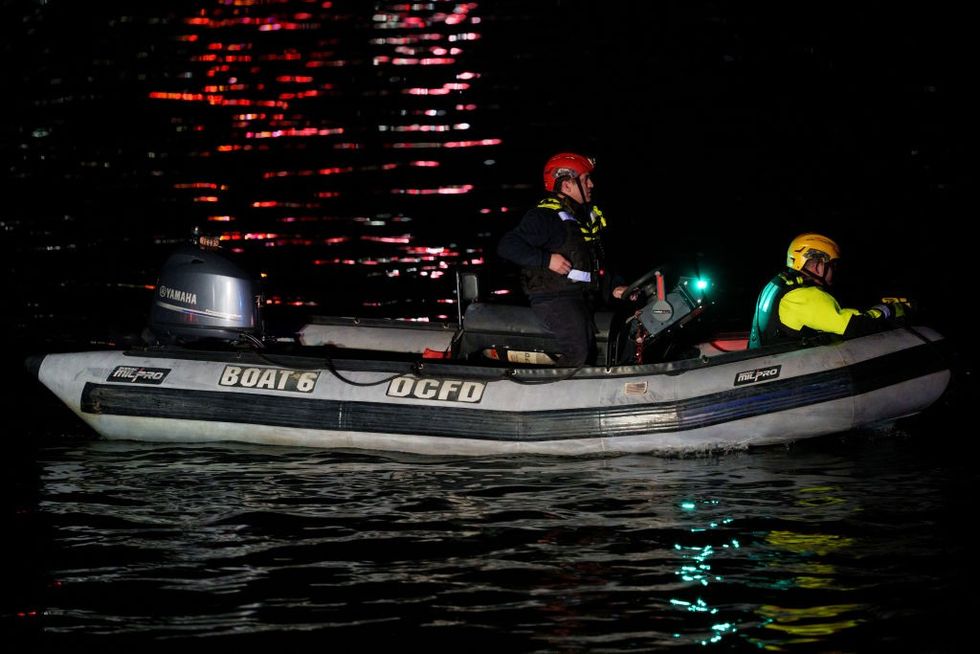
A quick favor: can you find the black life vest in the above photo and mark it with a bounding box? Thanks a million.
[748,270,812,349]
[521,198,605,296]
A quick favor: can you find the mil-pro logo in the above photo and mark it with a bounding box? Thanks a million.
[734,365,782,386]
[107,366,171,385]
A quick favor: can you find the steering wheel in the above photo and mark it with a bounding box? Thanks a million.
[621,266,665,301]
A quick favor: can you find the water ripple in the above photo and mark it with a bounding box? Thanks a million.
[7,433,973,652]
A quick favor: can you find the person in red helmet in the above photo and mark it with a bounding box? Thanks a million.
[497,152,627,366]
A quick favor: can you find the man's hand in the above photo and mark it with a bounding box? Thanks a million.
[548,253,572,275]
[612,285,628,299]
[870,297,914,320]
[882,297,914,317]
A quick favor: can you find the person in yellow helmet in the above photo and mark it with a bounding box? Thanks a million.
[748,233,911,349]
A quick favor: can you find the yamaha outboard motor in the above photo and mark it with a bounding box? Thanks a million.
[148,236,261,346]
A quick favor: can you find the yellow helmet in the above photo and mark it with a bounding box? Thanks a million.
[786,233,841,271]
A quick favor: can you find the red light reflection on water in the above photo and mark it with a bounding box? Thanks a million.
[392,184,473,195]
[361,235,411,244]
[144,1,500,319]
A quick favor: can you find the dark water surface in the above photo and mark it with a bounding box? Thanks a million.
[9,419,976,651]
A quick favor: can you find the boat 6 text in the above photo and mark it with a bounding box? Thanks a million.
[219,366,319,393]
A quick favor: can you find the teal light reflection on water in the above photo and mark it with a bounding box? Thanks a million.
[669,498,740,645]
[670,597,715,613]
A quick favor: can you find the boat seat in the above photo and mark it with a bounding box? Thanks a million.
[462,302,551,336]
[457,302,616,363]
[456,302,554,361]
[463,303,615,338]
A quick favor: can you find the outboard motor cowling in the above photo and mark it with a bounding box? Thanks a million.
[149,245,260,344]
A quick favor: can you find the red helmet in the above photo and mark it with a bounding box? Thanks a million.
[542,152,595,192]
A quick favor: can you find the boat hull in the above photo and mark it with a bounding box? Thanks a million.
[30,326,951,456]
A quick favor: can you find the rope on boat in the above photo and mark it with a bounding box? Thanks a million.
[502,365,586,384]
[320,356,411,387]
[250,349,410,387]
[247,340,593,387]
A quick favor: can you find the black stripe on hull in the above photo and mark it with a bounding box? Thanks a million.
[80,342,947,443]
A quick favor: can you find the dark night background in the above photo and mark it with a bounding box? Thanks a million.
[2,2,977,649]
[1,0,972,386]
